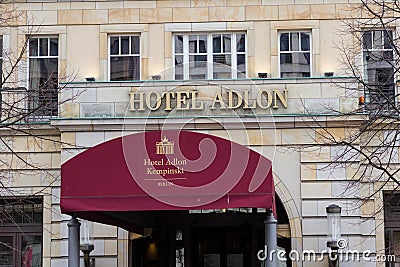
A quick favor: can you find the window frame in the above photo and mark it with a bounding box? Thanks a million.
[0,198,43,267]
[27,36,59,69]
[278,30,312,78]
[108,34,141,81]
[384,192,400,266]
[361,29,396,109]
[172,32,247,80]
[27,35,59,117]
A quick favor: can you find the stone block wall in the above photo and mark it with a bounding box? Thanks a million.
[0,0,363,84]
[0,0,389,266]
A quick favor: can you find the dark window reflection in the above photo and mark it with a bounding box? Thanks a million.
[110,36,140,81]
[29,37,58,117]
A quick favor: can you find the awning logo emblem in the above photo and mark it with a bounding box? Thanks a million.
[156,136,174,155]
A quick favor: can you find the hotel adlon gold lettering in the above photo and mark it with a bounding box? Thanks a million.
[129,89,288,111]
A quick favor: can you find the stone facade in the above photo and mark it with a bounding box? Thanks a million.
[0,0,395,267]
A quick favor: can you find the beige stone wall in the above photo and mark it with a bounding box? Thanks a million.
[0,129,123,267]
[1,1,363,83]
[0,0,389,266]
[0,126,122,267]
[0,128,61,267]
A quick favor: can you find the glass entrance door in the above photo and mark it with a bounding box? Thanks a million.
[128,209,290,267]
[130,226,255,267]
[191,226,251,267]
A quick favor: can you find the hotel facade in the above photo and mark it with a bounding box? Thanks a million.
[0,0,399,267]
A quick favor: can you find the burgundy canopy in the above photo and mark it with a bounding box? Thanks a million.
[61,130,275,230]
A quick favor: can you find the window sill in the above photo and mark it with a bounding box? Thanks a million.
[61,76,355,85]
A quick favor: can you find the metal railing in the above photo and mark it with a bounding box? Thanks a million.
[364,83,396,114]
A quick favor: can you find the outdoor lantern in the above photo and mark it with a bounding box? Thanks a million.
[151,74,161,80]
[258,72,268,78]
[326,204,342,249]
[359,96,365,106]
[80,219,95,267]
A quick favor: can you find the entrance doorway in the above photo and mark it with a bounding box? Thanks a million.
[191,226,252,267]
[130,212,265,267]
[129,200,291,267]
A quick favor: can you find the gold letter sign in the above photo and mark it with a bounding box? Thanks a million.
[129,89,288,111]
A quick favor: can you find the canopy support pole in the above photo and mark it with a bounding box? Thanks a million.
[265,209,277,267]
[68,214,81,267]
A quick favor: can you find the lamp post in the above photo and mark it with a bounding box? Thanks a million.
[80,219,95,267]
[326,204,342,267]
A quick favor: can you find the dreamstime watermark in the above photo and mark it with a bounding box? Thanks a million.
[257,239,397,263]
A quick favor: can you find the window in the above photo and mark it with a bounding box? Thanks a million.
[174,33,246,80]
[109,35,140,81]
[362,29,395,111]
[279,31,311,78]
[384,193,400,267]
[28,36,58,117]
[0,198,43,267]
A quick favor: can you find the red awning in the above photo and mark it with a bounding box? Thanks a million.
[61,130,275,230]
